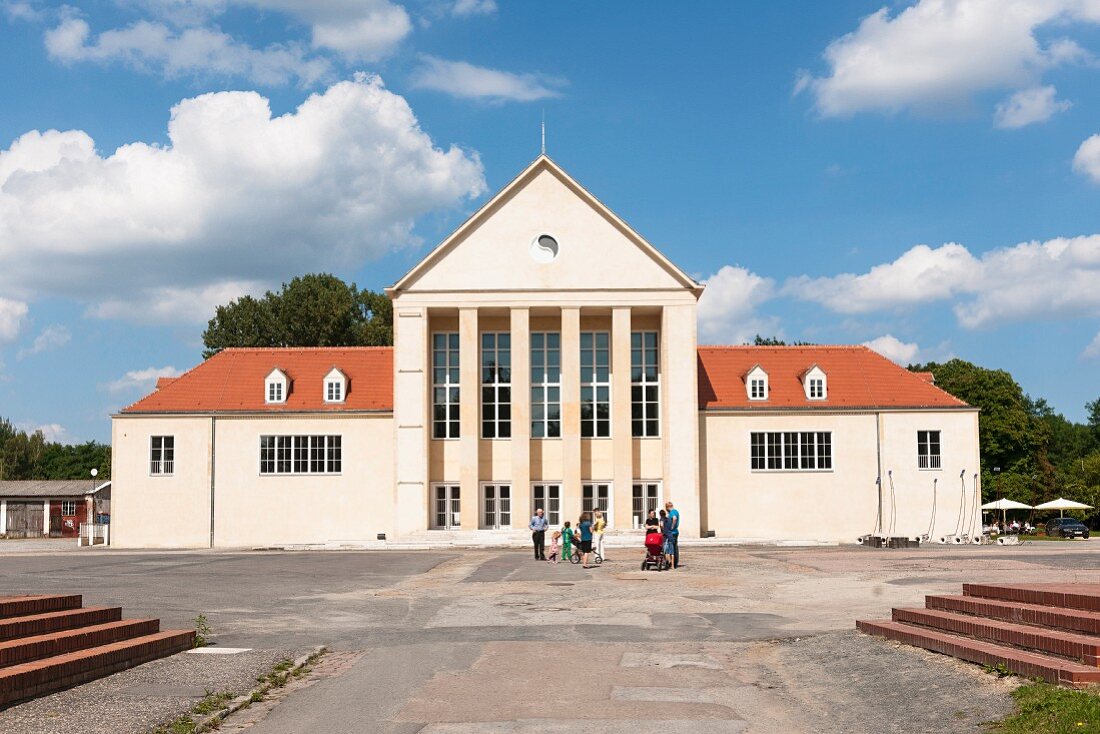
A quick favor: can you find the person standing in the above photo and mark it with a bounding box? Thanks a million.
[529,508,549,560]
[665,501,680,569]
[577,512,595,568]
[593,510,607,560]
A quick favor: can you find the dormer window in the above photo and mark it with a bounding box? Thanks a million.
[266,368,288,404]
[803,365,827,401]
[746,365,768,401]
[324,367,347,404]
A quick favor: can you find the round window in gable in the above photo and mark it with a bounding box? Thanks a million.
[530,234,559,263]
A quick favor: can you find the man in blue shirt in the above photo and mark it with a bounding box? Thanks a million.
[529,508,549,560]
[665,501,680,569]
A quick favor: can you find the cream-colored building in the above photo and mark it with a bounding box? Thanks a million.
[111,155,981,548]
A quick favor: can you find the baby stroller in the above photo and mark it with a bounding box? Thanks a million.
[641,530,667,571]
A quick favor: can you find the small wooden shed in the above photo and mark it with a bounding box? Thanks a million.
[0,480,111,538]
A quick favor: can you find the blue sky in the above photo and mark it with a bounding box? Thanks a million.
[1,0,1099,443]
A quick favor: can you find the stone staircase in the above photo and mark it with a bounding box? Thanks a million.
[858,583,1100,688]
[0,594,194,708]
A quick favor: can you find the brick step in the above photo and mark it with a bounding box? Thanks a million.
[0,596,82,620]
[894,607,1100,665]
[964,583,1100,612]
[0,629,195,708]
[928,594,1100,637]
[0,607,122,642]
[0,619,160,669]
[857,619,1100,688]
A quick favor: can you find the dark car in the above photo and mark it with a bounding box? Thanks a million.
[1045,517,1090,539]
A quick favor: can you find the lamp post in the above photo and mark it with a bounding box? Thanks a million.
[89,468,98,540]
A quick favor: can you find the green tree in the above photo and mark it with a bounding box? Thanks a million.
[201,274,393,358]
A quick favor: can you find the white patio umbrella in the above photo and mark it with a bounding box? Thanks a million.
[1034,498,1092,518]
[980,498,1033,529]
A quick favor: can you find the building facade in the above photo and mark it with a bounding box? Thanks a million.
[111,156,981,548]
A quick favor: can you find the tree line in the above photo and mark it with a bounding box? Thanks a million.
[0,419,110,481]
[911,359,1100,522]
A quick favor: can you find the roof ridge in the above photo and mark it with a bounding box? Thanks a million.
[696,344,871,350]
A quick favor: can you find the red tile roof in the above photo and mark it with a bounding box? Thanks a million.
[697,346,970,410]
[121,348,394,414]
[121,344,967,415]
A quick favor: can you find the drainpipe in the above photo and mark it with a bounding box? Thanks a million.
[875,411,884,537]
[209,416,216,549]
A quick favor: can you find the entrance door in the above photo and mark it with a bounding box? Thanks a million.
[632,482,660,528]
[481,484,511,529]
[5,501,44,538]
[532,484,560,526]
[432,484,461,529]
[582,483,611,525]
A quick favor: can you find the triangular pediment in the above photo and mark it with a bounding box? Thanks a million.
[389,155,702,296]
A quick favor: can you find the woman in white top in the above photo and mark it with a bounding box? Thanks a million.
[593,510,607,560]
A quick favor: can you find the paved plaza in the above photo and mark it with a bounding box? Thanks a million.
[2,541,1099,732]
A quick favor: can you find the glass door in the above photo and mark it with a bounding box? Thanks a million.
[532,483,561,526]
[482,483,511,529]
[632,482,660,528]
[433,484,461,529]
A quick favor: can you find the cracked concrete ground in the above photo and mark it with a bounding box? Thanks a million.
[2,541,1098,732]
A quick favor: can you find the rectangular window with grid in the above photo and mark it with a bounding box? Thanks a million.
[532,483,561,525]
[751,432,832,471]
[150,435,174,475]
[631,331,660,437]
[61,500,78,515]
[531,332,561,438]
[750,378,766,399]
[432,332,461,439]
[918,430,941,469]
[481,332,511,438]
[580,332,611,438]
[260,435,342,474]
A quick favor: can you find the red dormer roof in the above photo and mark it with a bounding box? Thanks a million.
[121,347,394,414]
[697,346,969,410]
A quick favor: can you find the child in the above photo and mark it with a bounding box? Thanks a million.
[546,530,562,564]
[561,521,573,563]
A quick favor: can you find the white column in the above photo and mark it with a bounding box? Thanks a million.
[394,306,430,537]
[510,308,531,527]
[43,499,50,535]
[561,307,582,521]
[0,499,6,535]
[459,307,480,530]
[661,304,701,537]
[611,307,633,529]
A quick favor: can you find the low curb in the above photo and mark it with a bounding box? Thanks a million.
[191,645,326,733]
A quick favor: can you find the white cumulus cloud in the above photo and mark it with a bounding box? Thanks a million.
[1074,133,1100,183]
[104,366,183,393]
[994,85,1072,128]
[0,75,486,324]
[798,0,1099,121]
[452,0,497,16]
[0,298,28,341]
[411,55,566,102]
[786,235,1100,330]
[45,16,331,86]
[17,324,71,359]
[863,334,921,365]
[697,265,777,344]
[1084,331,1100,358]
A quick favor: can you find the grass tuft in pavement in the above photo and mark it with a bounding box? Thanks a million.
[993,682,1100,733]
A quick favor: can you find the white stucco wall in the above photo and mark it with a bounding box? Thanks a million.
[700,409,981,543]
[112,416,213,549]
[112,413,394,548]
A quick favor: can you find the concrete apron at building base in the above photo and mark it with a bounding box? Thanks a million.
[260,532,839,552]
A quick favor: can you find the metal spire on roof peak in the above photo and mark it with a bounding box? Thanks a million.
[540,110,546,155]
